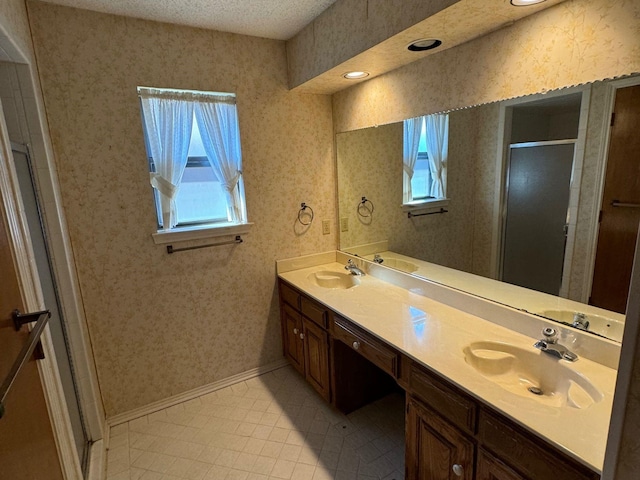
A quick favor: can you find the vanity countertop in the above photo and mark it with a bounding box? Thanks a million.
[278,261,617,474]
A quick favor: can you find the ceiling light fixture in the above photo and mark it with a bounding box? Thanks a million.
[510,0,546,6]
[407,38,442,52]
[343,71,370,80]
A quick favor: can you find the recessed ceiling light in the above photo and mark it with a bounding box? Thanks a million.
[343,71,369,80]
[510,0,546,6]
[407,38,442,52]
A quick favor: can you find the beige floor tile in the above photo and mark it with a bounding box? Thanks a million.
[107,368,403,480]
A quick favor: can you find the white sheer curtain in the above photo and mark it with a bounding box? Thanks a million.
[403,116,424,203]
[424,113,449,198]
[194,97,247,223]
[139,88,194,229]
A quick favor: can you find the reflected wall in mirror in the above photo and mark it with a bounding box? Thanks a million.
[337,76,640,343]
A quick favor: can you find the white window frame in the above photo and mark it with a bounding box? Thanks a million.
[138,87,253,244]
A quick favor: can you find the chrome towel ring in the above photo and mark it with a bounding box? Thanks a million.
[357,197,374,218]
[298,203,314,226]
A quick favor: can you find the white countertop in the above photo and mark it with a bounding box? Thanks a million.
[278,261,617,473]
[363,250,625,343]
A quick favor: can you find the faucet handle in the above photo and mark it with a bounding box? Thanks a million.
[542,327,558,344]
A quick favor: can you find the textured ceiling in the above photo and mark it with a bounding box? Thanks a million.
[37,0,339,40]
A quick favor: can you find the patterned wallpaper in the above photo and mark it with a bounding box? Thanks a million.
[27,1,336,416]
[332,0,640,133]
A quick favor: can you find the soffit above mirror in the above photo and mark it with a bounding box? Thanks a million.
[287,0,567,94]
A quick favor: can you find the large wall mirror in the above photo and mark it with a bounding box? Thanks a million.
[337,75,640,344]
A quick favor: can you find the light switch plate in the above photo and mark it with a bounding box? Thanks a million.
[340,217,349,232]
[322,219,331,235]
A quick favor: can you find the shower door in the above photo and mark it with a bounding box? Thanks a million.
[12,143,90,475]
[501,142,575,295]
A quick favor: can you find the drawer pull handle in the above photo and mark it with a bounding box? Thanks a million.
[452,464,464,477]
[293,328,299,335]
[300,333,305,340]
[353,341,360,350]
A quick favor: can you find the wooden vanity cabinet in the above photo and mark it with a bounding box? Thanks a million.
[407,361,600,480]
[476,450,525,480]
[278,280,331,402]
[406,396,474,480]
[278,277,600,480]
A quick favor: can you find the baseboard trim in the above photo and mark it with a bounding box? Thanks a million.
[106,359,289,428]
[86,438,106,480]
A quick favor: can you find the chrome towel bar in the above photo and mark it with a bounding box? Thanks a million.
[166,235,243,254]
[408,208,448,218]
[0,309,50,419]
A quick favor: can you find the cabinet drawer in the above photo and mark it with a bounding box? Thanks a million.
[409,364,477,434]
[301,296,328,328]
[280,281,300,310]
[332,316,398,377]
[478,409,599,480]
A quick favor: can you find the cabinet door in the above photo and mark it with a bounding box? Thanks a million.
[477,449,526,480]
[406,398,474,480]
[282,304,304,374]
[302,317,331,402]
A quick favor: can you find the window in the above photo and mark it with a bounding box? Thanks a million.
[402,113,449,207]
[139,87,250,242]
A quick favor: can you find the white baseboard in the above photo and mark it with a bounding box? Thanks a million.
[86,439,106,480]
[106,359,289,429]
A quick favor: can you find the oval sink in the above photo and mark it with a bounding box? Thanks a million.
[307,271,360,289]
[539,309,624,342]
[463,341,603,409]
[379,258,419,274]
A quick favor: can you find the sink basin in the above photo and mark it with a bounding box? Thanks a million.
[308,271,360,289]
[539,309,624,342]
[463,341,603,409]
[378,257,419,274]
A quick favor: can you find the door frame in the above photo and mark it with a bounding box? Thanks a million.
[491,85,590,298]
[0,22,104,480]
[583,75,640,303]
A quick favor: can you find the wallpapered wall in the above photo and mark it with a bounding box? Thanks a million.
[332,0,640,133]
[26,1,336,416]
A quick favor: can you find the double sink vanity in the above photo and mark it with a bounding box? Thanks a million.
[276,251,618,480]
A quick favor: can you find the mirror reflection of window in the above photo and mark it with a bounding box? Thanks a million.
[403,113,449,204]
[411,122,433,201]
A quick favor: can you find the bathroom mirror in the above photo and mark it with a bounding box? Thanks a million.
[337,75,640,344]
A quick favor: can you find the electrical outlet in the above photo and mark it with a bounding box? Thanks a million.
[322,219,331,235]
[340,217,349,232]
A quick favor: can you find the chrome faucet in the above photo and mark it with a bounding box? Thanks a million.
[572,312,589,331]
[345,259,365,276]
[373,254,384,264]
[534,327,578,362]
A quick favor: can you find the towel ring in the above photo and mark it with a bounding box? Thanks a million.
[357,197,375,218]
[298,203,314,226]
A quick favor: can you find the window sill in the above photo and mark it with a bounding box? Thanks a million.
[152,222,254,245]
[401,198,449,216]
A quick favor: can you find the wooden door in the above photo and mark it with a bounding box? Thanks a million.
[281,304,304,374]
[476,449,526,480]
[591,84,640,313]
[0,202,63,479]
[406,398,474,480]
[302,317,330,402]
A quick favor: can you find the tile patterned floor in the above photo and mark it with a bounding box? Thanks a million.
[105,366,405,480]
